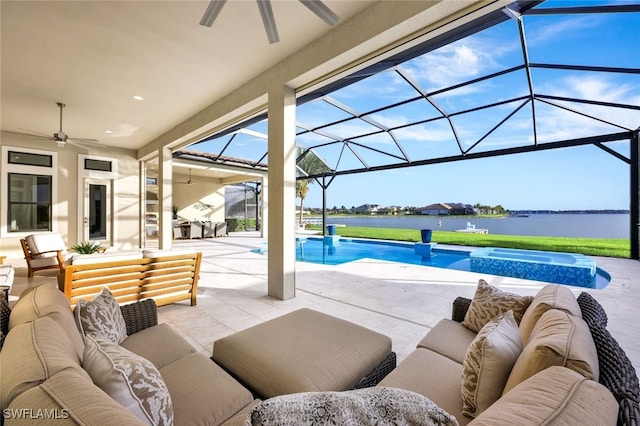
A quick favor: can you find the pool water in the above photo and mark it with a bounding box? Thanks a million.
[257,237,610,289]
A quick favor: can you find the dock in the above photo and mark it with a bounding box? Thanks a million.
[455,222,489,234]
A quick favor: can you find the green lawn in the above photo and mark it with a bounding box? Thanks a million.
[306,225,629,258]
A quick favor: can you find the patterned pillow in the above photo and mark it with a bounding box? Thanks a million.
[83,335,173,426]
[462,279,533,333]
[74,287,127,344]
[247,386,459,426]
[461,310,522,417]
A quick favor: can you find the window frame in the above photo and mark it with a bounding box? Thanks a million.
[1,146,58,238]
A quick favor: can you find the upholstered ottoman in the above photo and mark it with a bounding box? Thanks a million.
[211,308,395,399]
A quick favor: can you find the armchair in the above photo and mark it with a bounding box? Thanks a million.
[20,233,70,277]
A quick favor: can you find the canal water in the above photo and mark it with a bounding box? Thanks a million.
[320,214,630,239]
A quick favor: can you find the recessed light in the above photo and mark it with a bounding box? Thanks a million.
[105,130,113,134]
[133,95,144,101]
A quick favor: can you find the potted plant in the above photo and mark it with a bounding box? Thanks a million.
[71,240,103,254]
[172,205,179,220]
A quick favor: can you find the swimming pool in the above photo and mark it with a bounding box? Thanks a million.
[255,237,610,289]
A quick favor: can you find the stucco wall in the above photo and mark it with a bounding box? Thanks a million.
[171,169,225,223]
[0,131,140,259]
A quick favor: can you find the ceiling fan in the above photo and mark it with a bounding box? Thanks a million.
[199,0,339,44]
[177,169,196,185]
[18,102,99,148]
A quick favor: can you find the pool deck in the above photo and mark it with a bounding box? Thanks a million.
[6,232,640,374]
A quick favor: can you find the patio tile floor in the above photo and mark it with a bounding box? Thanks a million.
[6,232,640,373]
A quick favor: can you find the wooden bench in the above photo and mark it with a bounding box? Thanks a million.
[60,251,202,307]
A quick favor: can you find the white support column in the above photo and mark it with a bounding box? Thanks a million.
[261,176,268,240]
[267,85,296,300]
[158,147,173,250]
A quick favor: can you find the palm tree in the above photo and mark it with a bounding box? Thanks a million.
[296,179,310,226]
[296,148,330,226]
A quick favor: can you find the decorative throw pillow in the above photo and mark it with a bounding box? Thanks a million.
[83,335,173,426]
[247,386,459,426]
[462,279,533,333]
[74,287,127,344]
[461,310,522,417]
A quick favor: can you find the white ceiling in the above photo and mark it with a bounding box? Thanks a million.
[1,0,375,151]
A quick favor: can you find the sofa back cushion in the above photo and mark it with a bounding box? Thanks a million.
[503,309,598,394]
[1,316,89,409]
[518,284,581,344]
[142,249,197,258]
[462,279,533,333]
[9,283,84,359]
[470,366,618,425]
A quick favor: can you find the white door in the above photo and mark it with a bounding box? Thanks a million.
[84,178,112,242]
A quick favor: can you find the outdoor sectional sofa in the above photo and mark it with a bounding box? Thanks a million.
[379,281,640,425]
[1,279,638,425]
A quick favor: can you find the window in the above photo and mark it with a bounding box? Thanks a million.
[8,151,53,167]
[84,158,112,172]
[8,173,52,232]
[2,146,56,236]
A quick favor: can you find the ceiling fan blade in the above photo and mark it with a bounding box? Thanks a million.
[257,0,279,44]
[200,0,227,27]
[68,138,101,148]
[16,128,52,139]
[299,0,339,26]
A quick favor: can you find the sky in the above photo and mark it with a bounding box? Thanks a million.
[302,0,639,211]
[195,0,640,212]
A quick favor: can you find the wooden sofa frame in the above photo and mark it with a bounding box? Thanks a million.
[60,252,202,307]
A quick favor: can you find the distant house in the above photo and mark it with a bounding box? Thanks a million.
[420,203,451,215]
[419,203,476,215]
[352,204,382,214]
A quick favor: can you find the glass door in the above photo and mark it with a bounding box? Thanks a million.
[84,179,111,242]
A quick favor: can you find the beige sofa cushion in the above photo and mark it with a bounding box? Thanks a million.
[142,249,197,258]
[461,310,522,418]
[83,335,173,425]
[462,280,533,333]
[470,366,618,425]
[6,369,147,425]
[378,348,469,425]
[121,323,196,369]
[519,284,581,344]
[0,316,89,409]
[503,309,598,394]
[69,250,143,265]
[8,283,84,359]
[74,286,127,344]
[161,352,255,425]
[417,318,478,364]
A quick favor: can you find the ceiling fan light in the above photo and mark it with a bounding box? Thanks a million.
[299,0,339,26]
[200,0,227,27]
[257,0,279,44]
